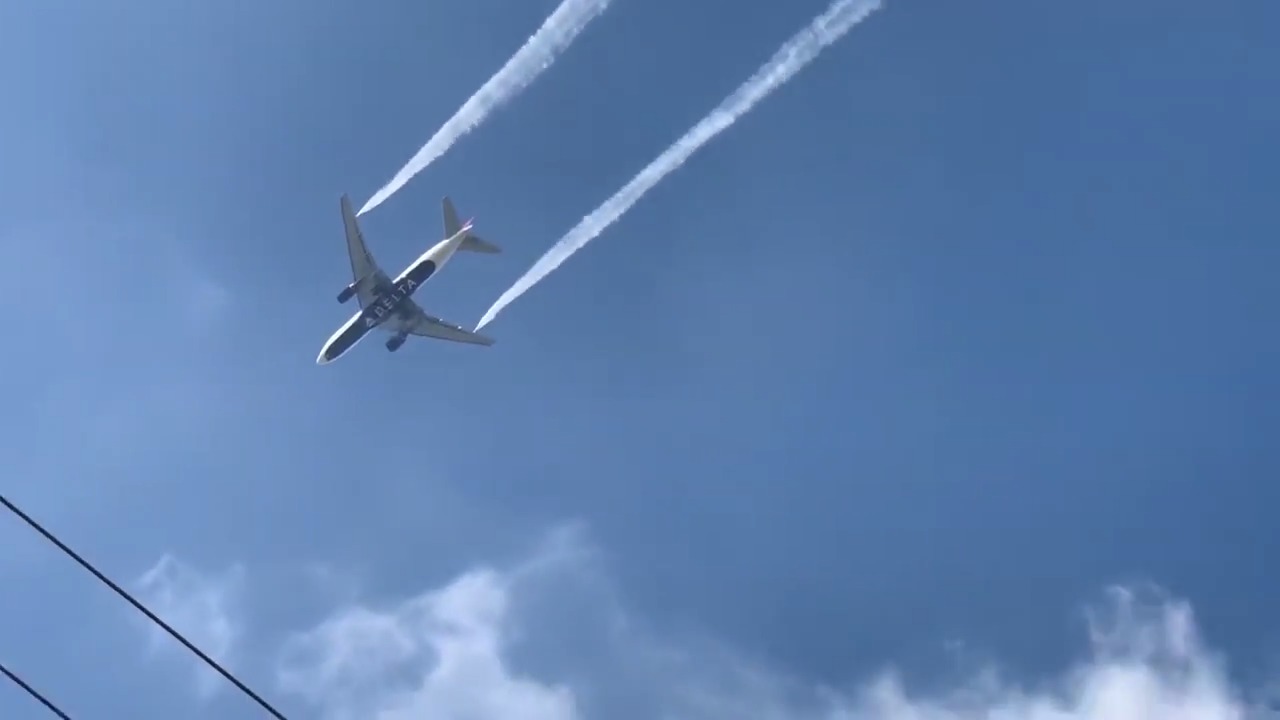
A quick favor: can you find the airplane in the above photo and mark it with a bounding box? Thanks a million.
[316,194,500,365]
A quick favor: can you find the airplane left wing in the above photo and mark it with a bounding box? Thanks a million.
[384,302,495,346]
[340,194,392,307]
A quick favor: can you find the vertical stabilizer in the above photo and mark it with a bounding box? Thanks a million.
[442,196,464,237]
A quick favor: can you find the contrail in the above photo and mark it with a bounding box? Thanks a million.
[358,0,612,216]
[475,0,882,331]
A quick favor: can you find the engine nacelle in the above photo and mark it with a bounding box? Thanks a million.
[386,334,407,352]
[337,283,357,304]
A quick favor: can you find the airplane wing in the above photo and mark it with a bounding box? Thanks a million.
[340,194,393,308]
[384,300,495,346]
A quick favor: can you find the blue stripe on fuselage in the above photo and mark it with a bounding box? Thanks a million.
[403,258,437,287]
[320,317,373,362]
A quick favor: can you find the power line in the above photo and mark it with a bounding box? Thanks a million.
[0,657,72,719]
[0,493,289,719]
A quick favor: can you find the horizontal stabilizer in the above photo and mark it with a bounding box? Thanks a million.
[460,234,501,253]
[443,195,501,253]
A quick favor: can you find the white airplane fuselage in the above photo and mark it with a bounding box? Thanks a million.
[316,228,469,365]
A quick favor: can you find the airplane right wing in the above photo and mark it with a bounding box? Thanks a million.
[387,302,495,346]
[340,194,393,307]
[407,313,495,346]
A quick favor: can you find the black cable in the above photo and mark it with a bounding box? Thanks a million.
[0,494,289,719]
[0,657,72,719]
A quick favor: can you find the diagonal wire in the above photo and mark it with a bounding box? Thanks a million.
[0,657,72,719]
[0,493,289,719]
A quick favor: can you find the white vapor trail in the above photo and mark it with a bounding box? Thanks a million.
[474,0,882,331]
[358,0,612,216]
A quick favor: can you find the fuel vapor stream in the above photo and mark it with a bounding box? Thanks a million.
[359,0,613,216]
[475,0,883,331]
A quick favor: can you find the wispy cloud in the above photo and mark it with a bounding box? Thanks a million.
[276,525,1276,720]
[135,553,245,699]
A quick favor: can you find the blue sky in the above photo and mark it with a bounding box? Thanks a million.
[1,0,1278,717]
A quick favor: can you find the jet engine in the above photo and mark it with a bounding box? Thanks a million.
[337,283,357,304]
[385,334,407,352]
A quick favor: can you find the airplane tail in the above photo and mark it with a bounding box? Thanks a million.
[443,196,501,254]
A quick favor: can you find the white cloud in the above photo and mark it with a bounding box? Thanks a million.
[301,561,366,606]
[277,525,1278,720]
[135,553,246,699]
[277,564,578,720]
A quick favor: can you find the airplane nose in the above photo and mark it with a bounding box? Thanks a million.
[316,347,330,365]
